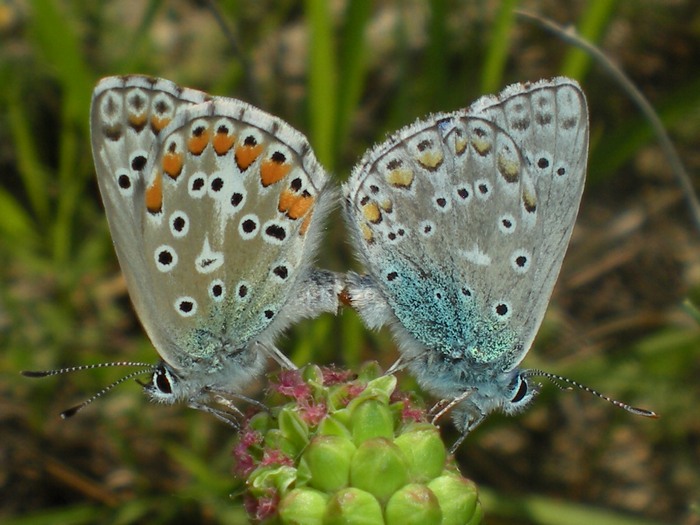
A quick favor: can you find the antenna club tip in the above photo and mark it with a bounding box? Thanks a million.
[627,406,659,419]
[60,406,81,419]
[22,370,48,377]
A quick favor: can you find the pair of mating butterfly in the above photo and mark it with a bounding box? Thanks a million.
[26,75,656,447]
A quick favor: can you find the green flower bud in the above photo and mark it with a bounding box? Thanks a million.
[277,406,311,453]
[427,473,481,525]
[302,364,326,385]
[263,429,299,459]
[299,435,357,492]
[394,423,446,482]
[349,438,409,502]
[350,399,395,444]
[317,413,354,439]
[278,487,328,525]
[323,487,384,525]
[385,483,442,525]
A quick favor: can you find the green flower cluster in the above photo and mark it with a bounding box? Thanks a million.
[233,364,482,524]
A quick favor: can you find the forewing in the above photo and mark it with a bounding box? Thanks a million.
[138,98,333,369]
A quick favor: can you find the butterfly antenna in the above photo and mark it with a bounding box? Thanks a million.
[22,362,155,418]
[22,361,153,378]
[59,368,154,418]
[525,369,658,418]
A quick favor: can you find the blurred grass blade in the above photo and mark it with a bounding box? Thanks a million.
[561,0,617,79]
[6,81,50,226]
[481,0,518,94]
[30,0,95,264]
[0,505,98,525]
[334,1,372,167]
[305,0,337,170]
[682,299,700,325]
[480,485,666,525]
[0,188,40,252]
[30,0,92,128]
[424,0,448,105]
[589,77,700,181]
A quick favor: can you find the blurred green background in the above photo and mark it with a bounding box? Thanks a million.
[1,1,699,524]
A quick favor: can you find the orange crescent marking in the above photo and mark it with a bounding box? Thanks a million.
[145,170,163,213]
[260,159,291,187]
[288,194,314,220]
[299,211,313,236]
[278,188,295,214]
[163,151,183,179]
[362,201,381,223]
[386,168,414,188]
[188,128,210,155]
[213,133,236,155]
[235,143,264,171]
[278,189,315,220]
[455,136,468,155]
[360,222,374,243]
[128,113,148,132]
[150,116,171,133]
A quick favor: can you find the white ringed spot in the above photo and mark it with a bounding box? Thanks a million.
[129,150,149,173]
[474,179,492,201]
[239,214,260,240]
[209,279,226,302]
[270,262,291,283]
[175,296,197,317]
[188,172,208,198]
[511,249,531,274]
[154,245,178,272]
[169,210,190,238]
[262,220,288,245]
[433,193,451,212]
[492,301,512,322]
[115,169,134,197]
[236,281,251,301]
[498,214,516,234]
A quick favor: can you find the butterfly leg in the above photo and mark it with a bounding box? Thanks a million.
[255,341,297,370]
[430,389,475,423]
[188,401,243,428]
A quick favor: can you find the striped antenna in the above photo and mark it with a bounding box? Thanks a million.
[22,362,155,418]
[524,369,658,418]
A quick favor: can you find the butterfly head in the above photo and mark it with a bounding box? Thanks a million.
[502,370,540,415]
[138,361,186,405]
[451,370,540,429]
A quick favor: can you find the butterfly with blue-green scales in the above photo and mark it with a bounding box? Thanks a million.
[342,77,656,449]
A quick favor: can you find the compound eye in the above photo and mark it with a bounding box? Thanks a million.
[511,377,528,403]
[155,370,172,394]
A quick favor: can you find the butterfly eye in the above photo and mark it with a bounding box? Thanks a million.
[510,376,529,404]
[155,370,173,394]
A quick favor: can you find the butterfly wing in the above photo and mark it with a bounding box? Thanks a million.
[467,78,588,359]
[91,76,338,393]
[344,78,588,378]
[138,99,337,373]
[91,76,210,358]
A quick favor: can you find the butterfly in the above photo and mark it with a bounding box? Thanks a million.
[25,75,340,422]
[342,77,656,449]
